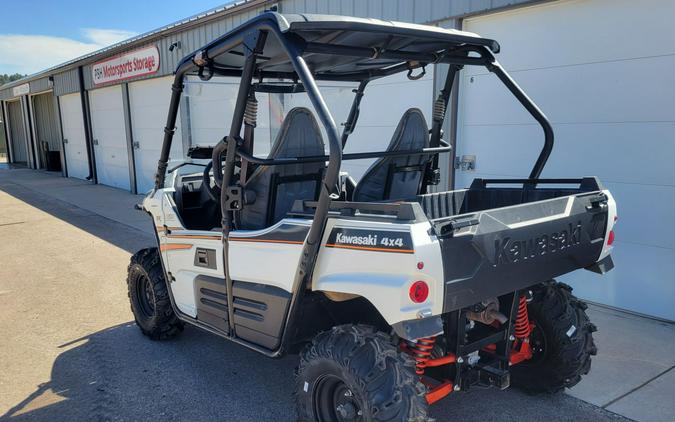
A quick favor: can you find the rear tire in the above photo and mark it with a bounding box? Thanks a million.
[295,325,429,421]
[127,247,183,340]
[511,281,597,393]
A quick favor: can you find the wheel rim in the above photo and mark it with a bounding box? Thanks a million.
[135,274,156,318]
[525,323,548,365]
[313,374,363,422]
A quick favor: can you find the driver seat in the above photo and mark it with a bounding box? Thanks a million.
[352,108,430,202]
[238,107,325,230]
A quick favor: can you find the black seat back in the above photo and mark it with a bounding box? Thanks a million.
[238,107,325,230]
[352,108,430,202]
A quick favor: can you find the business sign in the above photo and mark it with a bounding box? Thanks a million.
[92,45,160,85]
[12,83,30,96]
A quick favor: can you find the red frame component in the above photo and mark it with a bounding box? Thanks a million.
[401,295,536,405]
[401,339,457,404]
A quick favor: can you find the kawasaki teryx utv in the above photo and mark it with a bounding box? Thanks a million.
[127,13,617,421]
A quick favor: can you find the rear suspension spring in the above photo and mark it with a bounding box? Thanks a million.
[407,337,437,376]
[514,295,532,339]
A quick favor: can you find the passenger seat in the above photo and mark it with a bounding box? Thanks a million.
[352,108,430,202]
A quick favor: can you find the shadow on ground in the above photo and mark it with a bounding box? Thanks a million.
[1,323,627,422]
[0,176,154,253]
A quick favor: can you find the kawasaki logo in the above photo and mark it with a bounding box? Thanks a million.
[493,221,582,266]
[335,232,378,246]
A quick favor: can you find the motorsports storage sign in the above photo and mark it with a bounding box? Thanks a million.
[92,45,160,85]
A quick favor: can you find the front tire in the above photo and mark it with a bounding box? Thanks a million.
[511,281,597,393]
[127,247,183,340]
[295,325,429,422]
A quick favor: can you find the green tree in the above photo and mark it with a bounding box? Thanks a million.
[0,73,27,86]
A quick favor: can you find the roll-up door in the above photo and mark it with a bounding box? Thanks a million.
[128,76,182,193]
[32,92,61,171]
[59,93,89,180]
[456,0,675,321]
[7,100,28,164]
[89,85,130,190]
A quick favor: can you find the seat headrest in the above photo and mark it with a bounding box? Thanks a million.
[268,107,325,159]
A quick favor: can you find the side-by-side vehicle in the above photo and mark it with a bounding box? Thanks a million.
[126,13,617,421]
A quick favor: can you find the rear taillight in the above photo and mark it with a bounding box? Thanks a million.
[409,281,429,303]
[607,215,617,246]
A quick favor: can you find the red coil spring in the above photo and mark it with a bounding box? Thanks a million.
[409,337,437,375]
[514,295,532,339]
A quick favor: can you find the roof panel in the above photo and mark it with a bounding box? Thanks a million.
[204,13,498,79]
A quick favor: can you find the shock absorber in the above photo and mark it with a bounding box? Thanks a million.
[243,93,258,127]
[514,295,532,340]
[407,337,437,376]
[510,294,533,365]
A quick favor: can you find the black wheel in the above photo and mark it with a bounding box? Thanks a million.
[511,281,597,393]
[127,248,183,340]
[295,325,428,422]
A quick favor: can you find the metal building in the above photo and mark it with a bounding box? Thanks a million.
[0,0,672,321]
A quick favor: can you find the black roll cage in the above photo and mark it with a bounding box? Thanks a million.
[151,13,555,357]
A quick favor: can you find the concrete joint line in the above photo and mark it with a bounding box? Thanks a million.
[601,365,675,409]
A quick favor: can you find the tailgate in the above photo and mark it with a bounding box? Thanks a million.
[435,191,609,312]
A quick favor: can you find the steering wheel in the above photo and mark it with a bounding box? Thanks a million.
[203,161,220,202]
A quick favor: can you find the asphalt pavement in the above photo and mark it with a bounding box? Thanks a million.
[0,169,632,421]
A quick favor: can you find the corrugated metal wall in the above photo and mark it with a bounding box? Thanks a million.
[32,92,61,152]
[7,100,28,163]
[29,77,52,94]
[0,89,12,101]
[53,69,80,96]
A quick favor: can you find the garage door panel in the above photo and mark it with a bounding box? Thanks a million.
[356,77,433,127]
[185,77,238,144]
[604,182,675,250]
[90,86,130,191]
[463,55,675,126]
[455,124,547,183]
[129,77,183,193]
[460,0,675,320]
[545,123,675,185]
[459,121,675,188]
[560,242,675,321]
[60,93,89,180]
[464,0,675,74]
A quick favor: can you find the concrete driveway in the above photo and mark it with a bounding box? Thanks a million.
[0,169,641,421]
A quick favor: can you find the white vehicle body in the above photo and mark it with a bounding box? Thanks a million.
[144,177,616,341]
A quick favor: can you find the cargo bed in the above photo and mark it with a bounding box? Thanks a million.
[416,178,612,312]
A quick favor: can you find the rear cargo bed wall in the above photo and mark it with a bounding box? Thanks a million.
[417,187,592,220]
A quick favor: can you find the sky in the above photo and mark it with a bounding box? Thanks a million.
[0,0,233,75]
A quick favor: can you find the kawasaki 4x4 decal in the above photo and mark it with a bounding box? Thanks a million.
[326,228,414,253]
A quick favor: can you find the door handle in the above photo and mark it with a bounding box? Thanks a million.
[93,139,99,145]
[63,138,68,144]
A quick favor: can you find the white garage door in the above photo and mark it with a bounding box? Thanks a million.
[457,0,675,320]
[89,85,130,191]
[59,93,89,180]
[129,77,183,193]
